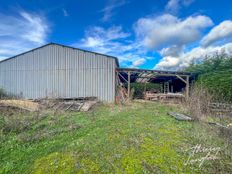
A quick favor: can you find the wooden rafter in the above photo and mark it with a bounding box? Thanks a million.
[176,75,187,84]
[118,72,128,83]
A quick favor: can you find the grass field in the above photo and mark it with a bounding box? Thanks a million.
[0,101,231,174]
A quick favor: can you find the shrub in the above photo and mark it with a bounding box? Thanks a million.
[186,54,232,102]
[0,88,7,99]
[130,83,161,98]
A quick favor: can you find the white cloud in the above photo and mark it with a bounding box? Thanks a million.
[134,14,213,49]
[77,14,216,69]
[20,12,48,44]
[77,26,131,54]
[155,19,232,70]
[165,0,194,13]
[80,26,130,47]
[155,43,232,70]
[0,11,49,60]
[201,20,232,47]
[132,58,146,67]
[76,13,232,70]
[165,0,180,13]
[160,45,183,57]
[155,56,180,69]
[100,0,128,22]
[75,26,151,67]
[62,9,69,17]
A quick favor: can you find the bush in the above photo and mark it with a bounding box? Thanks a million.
[0,88,7,99]
[186,54,232,102]
[130,83,161,98]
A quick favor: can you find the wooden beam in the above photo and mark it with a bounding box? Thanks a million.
[128,71,131,100]
[118,72,128,83]
[116,68,192,76]
[171,85,173,93]
[176,75,187,84]
[116,71,121,85]
[163,83,165,94]
[186,75,190,99]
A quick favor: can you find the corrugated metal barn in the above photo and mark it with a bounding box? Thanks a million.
[0,43,118,102]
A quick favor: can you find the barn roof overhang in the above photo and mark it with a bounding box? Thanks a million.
[116,68,192,76]
[116,68,194,83]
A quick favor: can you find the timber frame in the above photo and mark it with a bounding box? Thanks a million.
[116,68,192,100]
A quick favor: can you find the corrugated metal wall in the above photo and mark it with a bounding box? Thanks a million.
[0,44,117,102]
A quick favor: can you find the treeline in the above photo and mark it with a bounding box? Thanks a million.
[186,54,232,102]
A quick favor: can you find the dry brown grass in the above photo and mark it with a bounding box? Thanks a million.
[185,85,213,120]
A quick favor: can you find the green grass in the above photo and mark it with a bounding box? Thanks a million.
[0,102,231,173]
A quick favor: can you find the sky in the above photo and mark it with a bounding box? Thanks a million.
[0,0,232,70]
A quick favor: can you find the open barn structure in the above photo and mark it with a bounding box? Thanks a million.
[116,68,193,100]
[0,43,193,102]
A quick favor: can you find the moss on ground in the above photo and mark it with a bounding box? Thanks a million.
[0,101,231,173]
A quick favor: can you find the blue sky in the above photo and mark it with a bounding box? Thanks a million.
[0,0,232,70]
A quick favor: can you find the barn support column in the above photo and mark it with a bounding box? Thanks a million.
[186,75,189,99]
[127,71,131,100]
[176,75,190,99]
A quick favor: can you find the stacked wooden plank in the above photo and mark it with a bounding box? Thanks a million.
[117,86,128,104]
[38,99,98,112]
[144,91,184,101]
[0,100,39,112]
[209,102,232,116]
[168,112,193,121]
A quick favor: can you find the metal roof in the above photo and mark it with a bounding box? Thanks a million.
[0,42,119,67]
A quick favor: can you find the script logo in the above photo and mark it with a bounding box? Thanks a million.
[184,144,221,167]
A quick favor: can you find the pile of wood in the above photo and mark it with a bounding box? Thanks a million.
[144,91,184,101]
[116,86,128,104]
[209,102,232,116]
[0,98,99,112]
[0,100,39,112]
[38,98,99,112]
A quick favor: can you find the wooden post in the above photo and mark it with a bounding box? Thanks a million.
[163,83,164,93]
[144,82,147,100]
[128,71,131,100]
[171,85,173,93]
[144,82,147,93]
[186,75,189,99]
